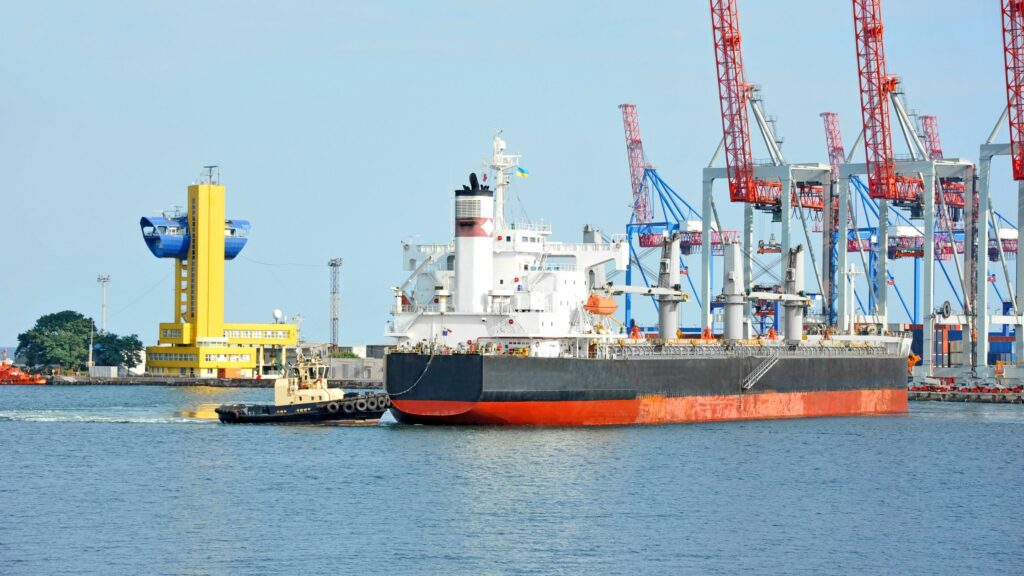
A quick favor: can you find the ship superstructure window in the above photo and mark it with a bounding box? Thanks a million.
[455,198,481,218]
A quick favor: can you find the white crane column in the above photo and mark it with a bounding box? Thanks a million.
[701,178,714,330]
[921,168,936,373]
[722,241,745,341]
[1017,180,1024,363]
[975,152,992,373]
[743,203,754,337]
[837,177,851,333]
[875,200,888,327]
[961,165,975,369]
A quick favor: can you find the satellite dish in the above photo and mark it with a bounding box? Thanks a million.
[273,309,283,321]
[941,301,951,319]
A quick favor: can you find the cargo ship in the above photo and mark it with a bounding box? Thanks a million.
[383,135,910,426]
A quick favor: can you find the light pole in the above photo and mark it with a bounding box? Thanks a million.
[97,275,111,334]
[328,258,343,347]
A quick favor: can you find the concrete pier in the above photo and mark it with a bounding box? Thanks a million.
[47,375,383,389]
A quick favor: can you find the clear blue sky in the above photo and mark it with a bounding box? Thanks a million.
[0,0,1012,347]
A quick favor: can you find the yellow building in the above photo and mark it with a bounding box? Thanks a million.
[140,174,297,378]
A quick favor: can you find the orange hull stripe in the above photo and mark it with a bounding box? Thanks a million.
[392,389,908,426]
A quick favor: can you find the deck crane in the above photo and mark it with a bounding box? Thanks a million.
[702,0,830,336]
[619,104,737,331]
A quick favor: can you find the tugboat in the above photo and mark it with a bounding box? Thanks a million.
[215,353,389,424]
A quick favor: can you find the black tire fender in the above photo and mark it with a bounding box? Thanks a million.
[326,402,340,414]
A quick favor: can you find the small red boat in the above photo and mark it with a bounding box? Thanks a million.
[0,350,46,385]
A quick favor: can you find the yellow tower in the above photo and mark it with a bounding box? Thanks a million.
[140,173,297,378]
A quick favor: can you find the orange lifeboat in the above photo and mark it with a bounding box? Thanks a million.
[584,295,618,316]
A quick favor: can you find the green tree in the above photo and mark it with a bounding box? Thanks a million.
[16,311,145,371]
[94,333,144,369]
[16,310,94,371]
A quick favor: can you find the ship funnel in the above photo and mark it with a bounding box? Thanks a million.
[783,245,806,343]
[722,240,745,342]
[453,173,495,314]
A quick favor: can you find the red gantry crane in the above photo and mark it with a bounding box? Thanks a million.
[851,0,899,201]
[709,0,782,208]
[918,115,944,160]
[620,104,653,224]
[918,115,966,218]
[1003,0,1024,180]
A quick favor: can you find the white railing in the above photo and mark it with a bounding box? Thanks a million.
[392,303,452,314]
[528,263,577,272]
[508,221,552,233]
[408,243,453,255]
[546,242,621,253]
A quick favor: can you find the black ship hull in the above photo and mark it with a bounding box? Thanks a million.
[385,352,908,426]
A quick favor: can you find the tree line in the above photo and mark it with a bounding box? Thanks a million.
[16,311,143,371]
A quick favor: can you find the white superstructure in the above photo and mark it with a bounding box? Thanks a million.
[387,134,632,354]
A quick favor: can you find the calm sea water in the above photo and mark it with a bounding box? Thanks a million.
[0,386,1021,576]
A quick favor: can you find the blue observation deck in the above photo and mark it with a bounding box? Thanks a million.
[140,213,250,260]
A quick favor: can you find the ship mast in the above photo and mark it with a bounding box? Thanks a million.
[489,131,522,231]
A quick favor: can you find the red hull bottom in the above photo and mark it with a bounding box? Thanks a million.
[392,389,908,426]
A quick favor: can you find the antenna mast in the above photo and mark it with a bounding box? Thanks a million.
[489,132,522,230]
[328,258,343,347]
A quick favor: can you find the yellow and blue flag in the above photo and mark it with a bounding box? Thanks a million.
[515,167,529,179]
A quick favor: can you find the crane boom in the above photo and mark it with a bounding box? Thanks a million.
[852,0,898,200]
[918,115,943,160]
[1002,0,1024,180]
[821,112,846,183]
[710,0,755,203]
[619,104,653,223]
